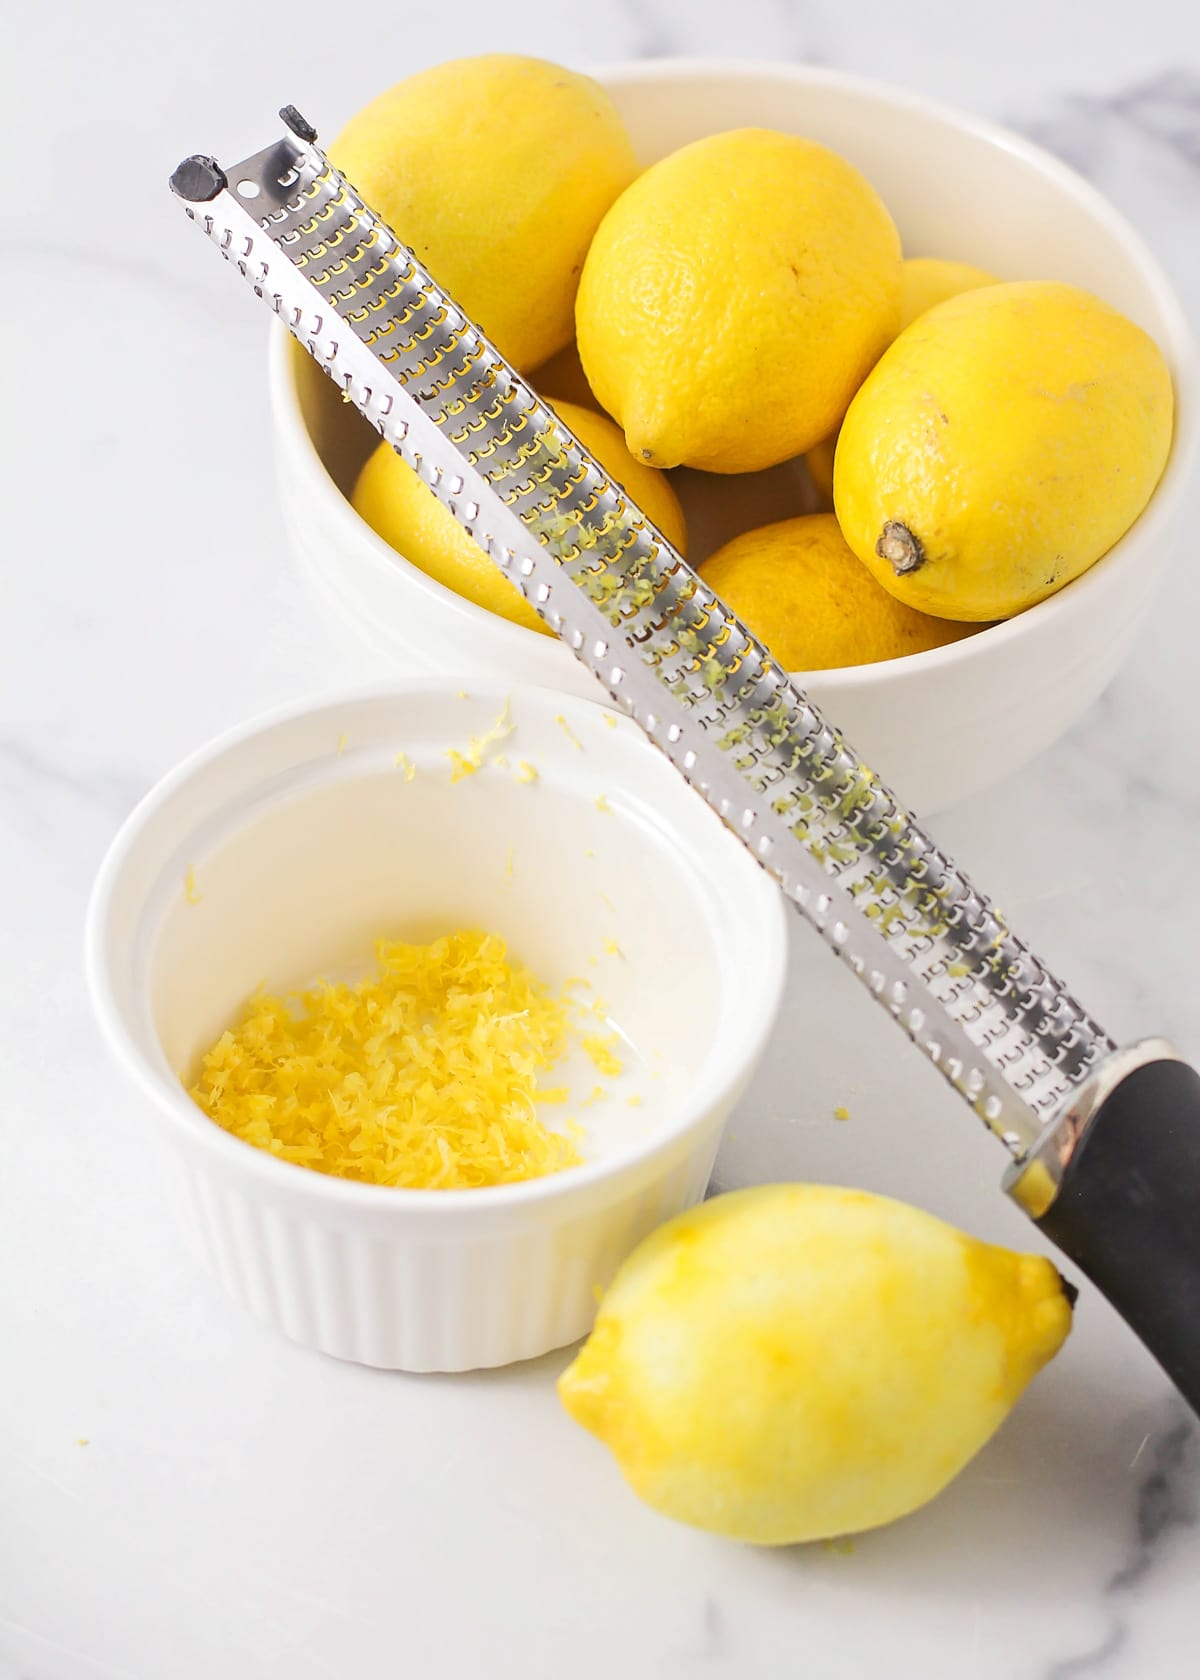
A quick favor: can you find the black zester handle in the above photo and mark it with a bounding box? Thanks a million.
[1009,1049,1200,1408]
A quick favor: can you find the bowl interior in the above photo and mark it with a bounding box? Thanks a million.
[101,688,784,1173]
[291,60,1192,570]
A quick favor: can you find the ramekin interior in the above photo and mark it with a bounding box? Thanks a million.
[87,684,789,1213]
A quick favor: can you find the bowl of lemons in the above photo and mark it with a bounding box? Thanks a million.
[270,56,1196,812]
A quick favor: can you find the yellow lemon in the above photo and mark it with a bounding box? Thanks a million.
[532,340,601,412]
[332,56,637,371]
[804,434,838,505]
[559,1184,1073,1545]
[804,257,997,506]
[576,128,901,473]
[900,256,998,327]
[351,399,688,633]
[700,513,973,670]
[835,281,1174,620]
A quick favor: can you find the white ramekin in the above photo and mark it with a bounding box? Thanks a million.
[269,59,1196,814]
[86,684,788,1372]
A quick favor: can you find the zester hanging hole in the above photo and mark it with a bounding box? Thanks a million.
[236,179,261,199]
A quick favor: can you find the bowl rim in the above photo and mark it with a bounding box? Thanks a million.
[268,55,1198,692]
[85,678,790,1217]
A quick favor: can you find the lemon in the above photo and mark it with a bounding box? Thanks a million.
[332,56,636,371]
[804,257,997,506]
[559,1184,1073,1545]
[576,128,901,473]
[804,434,838,505]
[699,513,972,670]
[532,341,601,412]
[352,399,688,633]
[900,256,997,326]
[835,281,1174,621]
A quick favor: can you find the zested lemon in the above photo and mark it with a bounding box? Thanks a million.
[559,1185,1074,1545]
[576,128,902,473]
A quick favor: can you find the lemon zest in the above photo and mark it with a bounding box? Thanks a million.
[447,698,514,783]
[190,930,582,1190]
[583,1032,624,1077]
[556,713,583,751]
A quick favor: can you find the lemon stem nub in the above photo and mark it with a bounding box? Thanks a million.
[1057,1272,1080,1310]
[876,521,925,575]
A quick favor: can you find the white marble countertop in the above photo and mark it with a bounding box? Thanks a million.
[4,2,1200,1675]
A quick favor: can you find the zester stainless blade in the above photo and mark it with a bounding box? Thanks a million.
[170,109,1116,1159]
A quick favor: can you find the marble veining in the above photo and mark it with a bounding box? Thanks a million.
[1112,1409,1198,1593]
[1041,1399,1198,1676]
[3,1,1199,1676]
[0,738,150,823]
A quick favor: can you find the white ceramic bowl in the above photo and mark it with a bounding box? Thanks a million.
[86,683,787,1372]
[269,60,1196,814]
